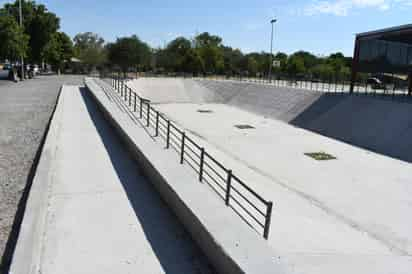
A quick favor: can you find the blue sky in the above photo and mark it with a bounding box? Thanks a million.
[2,0,412,56]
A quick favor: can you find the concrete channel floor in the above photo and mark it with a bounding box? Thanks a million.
[36,86,214,274]
[0,75,83,272]
[152,102,412,274]
[104,78,412,273]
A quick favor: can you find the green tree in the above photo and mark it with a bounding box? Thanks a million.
[194,32,224,73]
[310,63,334,80]
[222,46,243,75]
[163,37,192,72]
[42,31,73,73]
[107,35,151,75]
[73,32,107,72]
[0,15,29,61]
[246,56,258,76]
[181,48,204,74]
[292,51,319,70]
[1,0,60,63]
[286,55,306,76]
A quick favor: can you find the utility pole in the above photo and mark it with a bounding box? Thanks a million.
[19,0,24,81]
[268,19,277,82]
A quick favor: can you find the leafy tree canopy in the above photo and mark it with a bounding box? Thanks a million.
[73,32,107,71]
[1,0,60,63]
[0,14,29,61]
[107,35,151,74]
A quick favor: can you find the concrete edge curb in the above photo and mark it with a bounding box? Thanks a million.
[7,86,65,274]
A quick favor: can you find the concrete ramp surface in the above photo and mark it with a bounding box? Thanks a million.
[127,77,412,274]
[10,85,214,274]
[129,78,412,163]
[127,78,219,104]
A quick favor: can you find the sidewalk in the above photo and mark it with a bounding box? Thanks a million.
[0,75,83,272]
[27,85,213,274]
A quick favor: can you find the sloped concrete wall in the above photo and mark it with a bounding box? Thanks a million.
[129,78,412,163]
[195,80,412,163]
[292,95,412,162]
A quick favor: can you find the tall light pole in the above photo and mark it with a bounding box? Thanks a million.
[268,19,277,82]
[19,0,24,81]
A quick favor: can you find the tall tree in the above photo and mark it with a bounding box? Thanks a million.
[107,35,151,75]
[194,32,224,73]
[0,15,29,61]
[163,37,192,72]
[1,0,60,63]
[73,32,106,72]
[42,31,73,73]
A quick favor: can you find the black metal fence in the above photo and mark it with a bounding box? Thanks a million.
[194,75,411,97]
[105,76,274,240]
[216,76,410,96]
[112,71,410,97]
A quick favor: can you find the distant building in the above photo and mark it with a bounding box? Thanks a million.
[350,24,412,95]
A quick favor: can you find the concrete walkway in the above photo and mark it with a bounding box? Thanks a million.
[32,86,213,274]
[0,75,83,272]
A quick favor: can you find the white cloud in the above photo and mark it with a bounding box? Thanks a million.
[304,0,406,16]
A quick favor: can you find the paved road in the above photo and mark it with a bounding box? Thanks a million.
[0,75,83,272]
[0,70,10,86]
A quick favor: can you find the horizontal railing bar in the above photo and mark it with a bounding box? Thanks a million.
[183,150,201,168]
[231,174,269,205]
[170,122,182,134]
[202,176,226,199]
[204,151,228,172]
[184,144,201,159]
[203,169,226,192]
[230,186,266,217]
[185,135,202,150]
[203,161,226,182]
[183,156,200,174]
[229,195,265,228]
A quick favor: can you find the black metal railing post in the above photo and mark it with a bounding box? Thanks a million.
[225,170,232,205]
[129,88,131,106]
[134,93,137,112]
[155,111,159,136]
[139,99,143,118]
[263,202,273,240]
[180,132,186,164]
[199,148,205,182]
[146,103,150,127]
[166,120,170,149]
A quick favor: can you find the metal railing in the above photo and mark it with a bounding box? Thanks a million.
[105,76,274,239]
[197,75,412,97]
[107,71,410,97]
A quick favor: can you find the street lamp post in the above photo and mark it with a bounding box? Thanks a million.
[19,0,24,81]
[268,19,277,82]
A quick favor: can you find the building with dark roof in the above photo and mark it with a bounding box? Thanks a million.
[350,24,412,95]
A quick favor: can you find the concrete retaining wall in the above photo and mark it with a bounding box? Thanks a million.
[85,78,287,274]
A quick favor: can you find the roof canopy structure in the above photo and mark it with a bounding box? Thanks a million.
[350,24,412,95]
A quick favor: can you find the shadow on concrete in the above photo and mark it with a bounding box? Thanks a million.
[79,88,214,274]
[290,93,412,163]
